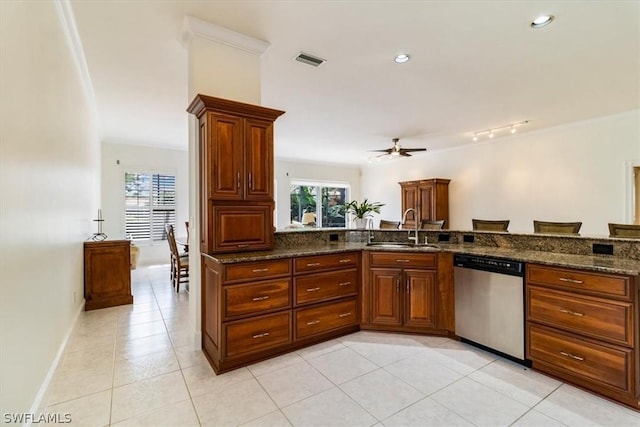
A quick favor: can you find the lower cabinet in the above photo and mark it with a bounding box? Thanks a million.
[526,263,639,409]
[363,251,453,335]
[202,251,360,373]
[83,240,132,311]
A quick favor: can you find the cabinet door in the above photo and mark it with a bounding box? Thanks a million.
[245,118,274,200]
[400,182,418,229]
[212,204,273,252]
[404,269,437,328]
[417,183,434,222]
[208,112,244,200]
[370,268,402,326]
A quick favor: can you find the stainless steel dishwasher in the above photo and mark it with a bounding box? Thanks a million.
[454,253,528,364]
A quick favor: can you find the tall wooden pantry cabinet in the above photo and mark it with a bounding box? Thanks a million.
[187,95,285,254]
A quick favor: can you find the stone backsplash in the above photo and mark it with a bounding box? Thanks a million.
[275,228,639,260]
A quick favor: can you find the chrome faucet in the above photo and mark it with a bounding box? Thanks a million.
[366,217,374,244]
[401,208,419,244]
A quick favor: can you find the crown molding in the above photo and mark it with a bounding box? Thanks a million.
[180,15,270,56]
[54,0,98,115]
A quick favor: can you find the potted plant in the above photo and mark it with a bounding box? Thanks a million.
[344,199,385,229]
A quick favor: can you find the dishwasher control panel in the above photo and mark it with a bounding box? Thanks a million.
[454,254,524,277]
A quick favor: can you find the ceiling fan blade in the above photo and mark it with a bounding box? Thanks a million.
[401,148,427,152]
[400,152,412,157]
[369,149,392,153]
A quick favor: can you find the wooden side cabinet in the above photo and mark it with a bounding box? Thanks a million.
[83,240,133,311]
[399,178,450,229]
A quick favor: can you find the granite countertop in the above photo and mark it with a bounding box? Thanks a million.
[204,242,640,276]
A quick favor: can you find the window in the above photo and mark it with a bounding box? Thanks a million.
[290,181,349,228]
[125,172,176,243]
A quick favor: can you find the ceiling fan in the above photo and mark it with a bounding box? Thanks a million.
[370,138,427,158]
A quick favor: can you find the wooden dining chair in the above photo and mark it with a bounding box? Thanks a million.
[379,219,400,229]
[608,223,640,238]
[533,220,582,235]
[166,224,189,292]
[420,220,445,230]
[472,219,510,232]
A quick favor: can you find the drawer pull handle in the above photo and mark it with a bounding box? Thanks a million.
[339,259,351,263]
[339,312,352,318]
[252,268,269,273]
[559,277,584,284]
[560,351,585,361]
[338,281,351,287]
[252,296,270,301]
[559,308,584,317]
[306,287,321,292]
[252,332,270,339]
[306,320,321,326]
[237,244,250,248]
[306,262,321,267]
[395,259,411,263]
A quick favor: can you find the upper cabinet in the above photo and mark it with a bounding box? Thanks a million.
[399,178,450,229]
[188,95,285,253]
[204,113,275,201]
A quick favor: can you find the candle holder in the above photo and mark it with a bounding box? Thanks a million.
[89,209,108,241]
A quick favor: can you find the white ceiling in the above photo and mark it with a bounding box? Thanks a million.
[71,0,640,165]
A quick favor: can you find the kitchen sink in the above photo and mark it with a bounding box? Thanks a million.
[366,242,440,250]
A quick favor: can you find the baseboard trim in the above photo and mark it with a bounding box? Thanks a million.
[27,301,84,424]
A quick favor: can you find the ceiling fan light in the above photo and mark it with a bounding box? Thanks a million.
[391,151,400,157]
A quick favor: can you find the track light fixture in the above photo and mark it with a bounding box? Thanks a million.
[470,120,529,141]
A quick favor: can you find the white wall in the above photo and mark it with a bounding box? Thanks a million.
[0,0,100,417]
[275,159,362,229]
[101,142,189,265]
[362,110,640,236]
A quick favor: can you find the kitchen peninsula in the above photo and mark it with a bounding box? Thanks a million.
[202,228,640,409]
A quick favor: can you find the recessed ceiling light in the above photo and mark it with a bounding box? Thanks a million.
[394,54,411,64]
[531,15,554,28]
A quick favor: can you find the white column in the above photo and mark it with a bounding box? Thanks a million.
[180,16,269,348]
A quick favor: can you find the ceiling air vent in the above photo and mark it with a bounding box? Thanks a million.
[294,52,326,67]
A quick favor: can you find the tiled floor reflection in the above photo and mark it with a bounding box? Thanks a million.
[41,265,640,426]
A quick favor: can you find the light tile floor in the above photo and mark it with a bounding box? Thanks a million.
[40,265,640,426]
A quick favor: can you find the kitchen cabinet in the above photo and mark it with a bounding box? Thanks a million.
[83,240,132,311]
[187,95,285,253]
[201,251,359,373]
[399,178,450,229]
[362,251,453,335]
[526,263,638,409]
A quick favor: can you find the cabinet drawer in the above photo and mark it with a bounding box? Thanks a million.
[224,279,291,319]
[225,312,291,358]
[370,252,436,269]
[295,299,358,339]
[224,259,291,283]
[528,287,633,347]
[212,204,273,253]
[527,264,630,299]
[294,269,358,306]
[294,252,358,274]
[528,324,632,392]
